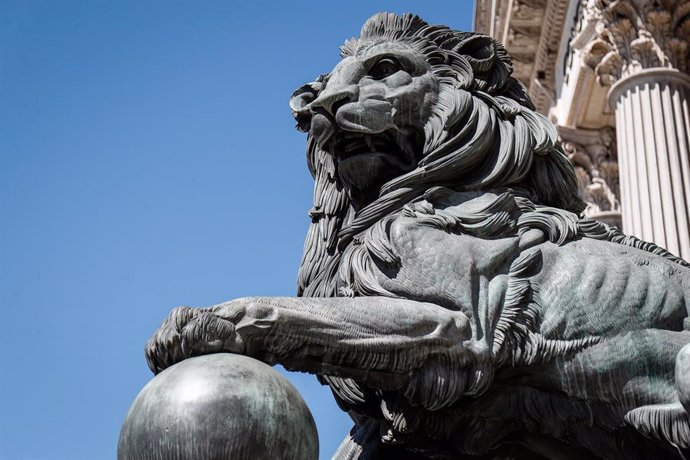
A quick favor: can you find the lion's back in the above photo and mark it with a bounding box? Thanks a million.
[535,237,690,339]
[378,210,690,340]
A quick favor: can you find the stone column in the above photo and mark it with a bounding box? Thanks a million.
[587,0,690,259]
[609,69,690,258]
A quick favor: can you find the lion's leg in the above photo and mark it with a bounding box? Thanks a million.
[333,418,461,460]
[624,341,690,455]
[146,296,472,393]
[507,329,690,454]
[332,419,382,460]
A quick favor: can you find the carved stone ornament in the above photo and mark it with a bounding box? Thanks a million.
[512,2,544,23]
[587,0,690,85]
[141,13,690,460]
[561,127,621,217]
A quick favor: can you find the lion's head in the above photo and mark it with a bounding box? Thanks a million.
[291,13,585,297]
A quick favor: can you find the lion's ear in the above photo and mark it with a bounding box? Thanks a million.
[452,34,512,93]
[289,76,328,132]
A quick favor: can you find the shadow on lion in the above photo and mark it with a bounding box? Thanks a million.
[146,13,690,460]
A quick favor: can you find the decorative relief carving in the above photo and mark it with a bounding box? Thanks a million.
[529,0,570,114]
[561,127,620,217]
[477,0,570,116]
[512,2,543,22]
[506,28,539,54]
[519,0,547,8]
[512,59,534,80]
[587,0,690,85]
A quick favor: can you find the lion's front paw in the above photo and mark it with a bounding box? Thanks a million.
[145,306,240,374]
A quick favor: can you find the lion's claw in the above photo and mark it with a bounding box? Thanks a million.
[145,306,241,374]
[145,306,196,374]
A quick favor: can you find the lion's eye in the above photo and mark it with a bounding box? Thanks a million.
[369,58,402,79]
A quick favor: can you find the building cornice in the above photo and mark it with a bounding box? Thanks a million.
[474,0,572,115]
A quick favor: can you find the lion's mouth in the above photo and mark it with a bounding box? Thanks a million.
[329,129,421,173]
[331,131,411,167]
[325,129,421,208]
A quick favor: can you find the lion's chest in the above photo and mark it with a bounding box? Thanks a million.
[376,217,520,313]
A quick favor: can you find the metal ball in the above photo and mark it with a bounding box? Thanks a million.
[118,354,318,460]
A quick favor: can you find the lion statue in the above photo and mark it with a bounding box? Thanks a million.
[146,13,690,459]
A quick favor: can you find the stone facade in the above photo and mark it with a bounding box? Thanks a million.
[475,0,690,259]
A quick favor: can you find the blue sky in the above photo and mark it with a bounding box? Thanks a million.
[0,1,473,458]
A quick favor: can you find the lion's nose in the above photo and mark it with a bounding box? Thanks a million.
[310,85,359,116]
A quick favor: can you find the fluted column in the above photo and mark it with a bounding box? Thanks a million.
[609,69,690,258]
[586,0,690,259]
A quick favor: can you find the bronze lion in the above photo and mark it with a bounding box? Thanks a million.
[146,13,690,459]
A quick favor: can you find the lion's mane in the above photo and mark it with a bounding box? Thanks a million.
[297,12,686,296]
[293,12,690,452]
[298,13,587,297]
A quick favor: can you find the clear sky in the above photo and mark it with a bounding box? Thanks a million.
[0,1,474,458]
